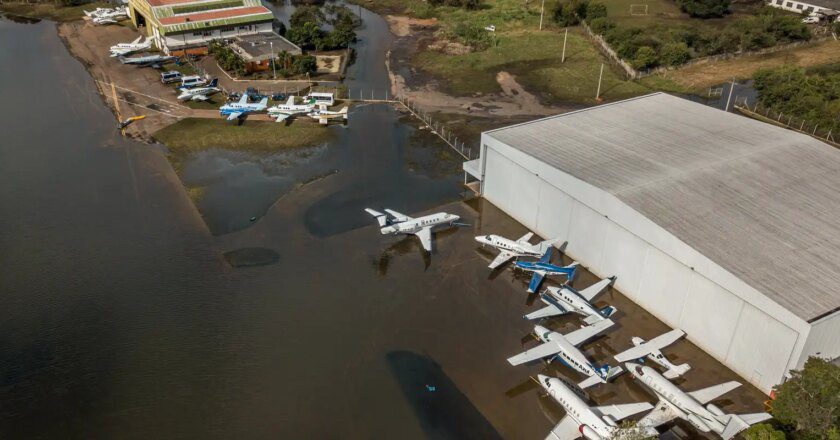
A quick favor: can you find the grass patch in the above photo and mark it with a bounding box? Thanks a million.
[0,1,110,22]
[185,185,207,204]
[415,27,674,104]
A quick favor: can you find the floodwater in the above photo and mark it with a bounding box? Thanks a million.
[0,11,770,440]
[180,1,427,234]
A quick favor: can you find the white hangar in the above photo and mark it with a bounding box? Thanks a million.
[463,93,840,393]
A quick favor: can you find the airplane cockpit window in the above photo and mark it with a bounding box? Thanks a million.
[635,365,645,376]
[544,377,551,387]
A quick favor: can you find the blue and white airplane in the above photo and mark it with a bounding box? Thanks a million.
[513,247,579,293]
[219,94,269,121]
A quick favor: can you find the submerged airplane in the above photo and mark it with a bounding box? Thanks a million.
[267,96,315,122]
[538,374,654,440]
[364,208,463,253]
[110,36,153,57]
[627,362,771,439]
[475,232,558,269]
[177,79,220,102]
[525,276,617,323]
[119,54,176,68]
[307,106,348,125]
[614,329,691,379]
[508,320,622,389]
[513,247,579,293]
[219,94,269,121]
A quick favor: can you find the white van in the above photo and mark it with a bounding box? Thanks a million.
[160,71,182,84]
[305,92,335,107]
[180,75,207,89]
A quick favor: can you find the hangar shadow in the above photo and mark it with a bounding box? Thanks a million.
[386,351,503,440]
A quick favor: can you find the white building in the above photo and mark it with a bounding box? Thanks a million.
[463,93,840,394]
[766,0,840,16]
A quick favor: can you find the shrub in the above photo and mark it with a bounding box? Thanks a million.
[741,424,786,440]
[428,0,481,9]
[452,22,494,50]
[771,357,840,440]
[585,1,608,20]
[659,41,690,66]
[589,17,615,34]
[290,5,325,28]
[632,46,658,69]
[676,0,730,18]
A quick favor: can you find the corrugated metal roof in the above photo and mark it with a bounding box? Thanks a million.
[486,92,840,321]
[158,5,268,24]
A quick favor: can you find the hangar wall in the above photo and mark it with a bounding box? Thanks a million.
[800,311,840,365]
[478,138,812,393]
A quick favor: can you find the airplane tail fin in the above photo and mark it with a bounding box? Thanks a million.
[718,413,771,440]
[582,306,617,325]
[663,363,691,379]
[286,95,295,106]
[364,208,388,227]
[580,365,624,389]
[209,78,218,88]
[538,247,553,264]
[339,107,349,119]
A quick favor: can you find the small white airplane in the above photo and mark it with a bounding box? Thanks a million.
[538,374,654,440]
[219,94,269,121]
[508,320,622,389]
[86,6,128,24]
[525,276,617,323]
[474,232,558,269]
[614,329,691,379]
[110,36,153,57]
[364,208,463,253]
[177,79,220,102]
[119,54,177,68]
[307,105,348,125]
[267,96,315,123]
[627,362,771,439]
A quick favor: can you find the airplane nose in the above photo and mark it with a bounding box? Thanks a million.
[536,374,549,382]
[534,325,549,334]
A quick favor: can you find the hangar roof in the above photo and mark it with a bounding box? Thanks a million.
[486,92,840,321]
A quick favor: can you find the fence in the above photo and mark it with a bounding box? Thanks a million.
[579,20,637,80]
[734,99,838,146]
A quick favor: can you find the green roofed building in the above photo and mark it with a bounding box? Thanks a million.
[127,0,279,55]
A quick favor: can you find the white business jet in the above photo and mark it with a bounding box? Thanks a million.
[627,362,771,439]
[525,276,617,323]
[109,36,153,57]
[538,374,654,440]
[508,320,622,389]
[474,231,558,269]
[364,208,463,253]
[613,329,690,379]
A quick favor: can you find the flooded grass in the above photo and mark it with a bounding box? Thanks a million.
[154,118,334,155]
[0,1,111,22]
[223,247,280,267]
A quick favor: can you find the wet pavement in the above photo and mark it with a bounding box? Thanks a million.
[0,12,768,440]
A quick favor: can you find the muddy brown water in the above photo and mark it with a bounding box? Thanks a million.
[0,13,768,440]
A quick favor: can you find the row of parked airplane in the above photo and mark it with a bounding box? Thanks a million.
[219,94,349,124]
[476,232,771,440]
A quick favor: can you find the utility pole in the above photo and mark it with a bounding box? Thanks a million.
[724,77,736,112]
[561,28,568,62]
[595,63,604,100]
[269,41,276,80]
[539,0,545,30]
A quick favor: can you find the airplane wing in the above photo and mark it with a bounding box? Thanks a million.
[524,292,569,320]
[577,277,614,302]
[415,227,433,252]
[516,232,534,244]
[592,402,654,422]
[688,381,740,404]
[131,35,142,44]
[527,271,545,293]
[488,250,515,269]
[507,340,561,366]
[384,209,412,222]
[237,94,249,105]
[192,94,209,102]
[614,329,685,362]
[226,112,243,121]
[545,415,580,440]
[273,113,291,122]
[639,399,679,429]
[564,319,614,346]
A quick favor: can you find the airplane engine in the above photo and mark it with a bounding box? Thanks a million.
[688,414,711,432]
[380,225,397,235]
[579,425,603,440]
[706,404,726,417]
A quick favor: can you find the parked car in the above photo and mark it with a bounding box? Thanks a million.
[180,75,207,89]
[160,71,182,84]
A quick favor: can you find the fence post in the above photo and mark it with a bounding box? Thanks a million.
[800,120,805,131]
[813,125,819,135]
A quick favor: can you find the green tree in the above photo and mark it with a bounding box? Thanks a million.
[585,1,607,20]
[287,21,323,49]
[289,4,325,28]
[772,357,840,440]
[659,41,690,67]
[589,17,615,34]
[632,45,658,69]
[613,421,656,440]
[741,423,786,440]
[676,0,730,18]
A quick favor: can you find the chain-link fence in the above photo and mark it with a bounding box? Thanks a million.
[735,100,838,146]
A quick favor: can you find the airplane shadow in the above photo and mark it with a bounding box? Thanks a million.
[385,351,503,440]
[373,236,431,276]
